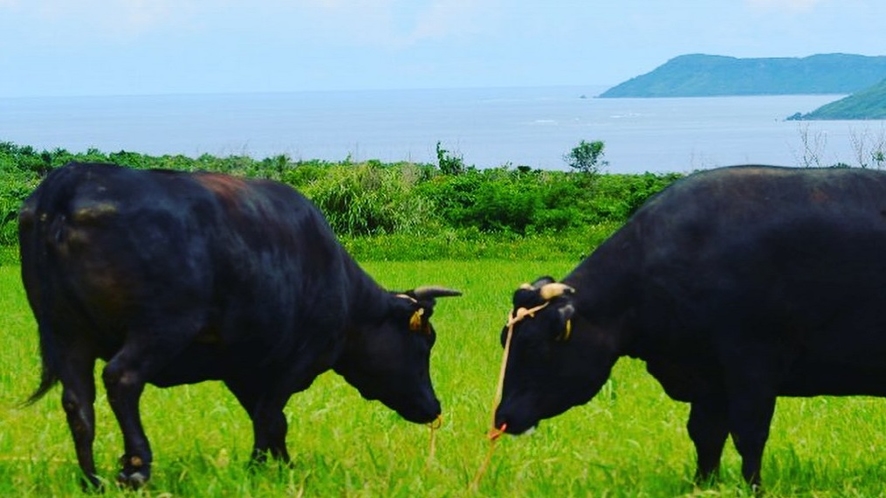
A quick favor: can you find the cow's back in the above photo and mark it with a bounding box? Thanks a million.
[20,162,349,369]
[631,166,886,298]
[572,165,886,397]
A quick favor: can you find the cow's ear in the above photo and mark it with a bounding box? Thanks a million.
[514,282,545,308]
[408,306,426,333]
[514,276,556,306]
[392,295,431,334]
[553,303,575,342]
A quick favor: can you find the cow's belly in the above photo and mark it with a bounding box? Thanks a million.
[148,344,229,387]
[147,337,271,387]
[648,358,886,400]
[645,358,721,402]
[780,360,886,396]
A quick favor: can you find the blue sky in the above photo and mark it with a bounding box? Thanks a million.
[1,0,885,97]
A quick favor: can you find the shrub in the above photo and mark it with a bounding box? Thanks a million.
[417,167,614,235]
[301,162,439,236]
[592,172,684,221]
[435,141,465,175]
[564,140,608,176]
[0,141,685,258]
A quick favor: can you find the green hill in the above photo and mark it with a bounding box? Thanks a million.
[599,53,886,98]
[788,78,886,120]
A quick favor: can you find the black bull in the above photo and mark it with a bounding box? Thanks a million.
[494,165,886,488]
[18,162,460,488]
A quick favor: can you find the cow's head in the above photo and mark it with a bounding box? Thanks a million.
[334,286,461,424]
[493,277,619,435]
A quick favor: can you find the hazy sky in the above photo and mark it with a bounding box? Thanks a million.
[1,0,885,97]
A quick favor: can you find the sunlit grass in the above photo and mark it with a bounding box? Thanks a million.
[2,262,886,496]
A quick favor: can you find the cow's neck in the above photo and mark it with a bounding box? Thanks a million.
[563,228,641,359]
[341,254,391,325]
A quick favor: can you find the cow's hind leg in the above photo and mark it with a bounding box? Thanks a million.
[102,324,201,488]
[102,347,153,488]
[58,348,100,489]
[225,378,291,465]
[687,395,729,485]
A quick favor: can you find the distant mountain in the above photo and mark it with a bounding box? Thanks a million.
[788,78,886,120]
[599,53,886,98]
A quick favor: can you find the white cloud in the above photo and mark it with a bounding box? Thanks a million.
[2,0,498,48]
[409,0,491,41]
[8,0,219,39]
[746,0,826,12]
[108,0,178,34]
[293,0,497,48]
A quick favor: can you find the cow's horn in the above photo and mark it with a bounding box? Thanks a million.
[539,283,575,301]
[412,286,462,299]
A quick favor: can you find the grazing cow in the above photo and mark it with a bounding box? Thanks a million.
[493,165,886,489]
[18,162,460,489]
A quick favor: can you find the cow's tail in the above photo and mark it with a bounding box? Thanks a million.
[20,165,81,406]
[25,287,62,406]
[25,337,59,405]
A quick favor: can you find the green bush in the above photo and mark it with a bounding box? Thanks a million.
[0,145,48,247]
[591,172,685,221]
[301,161,439,236]
[341,223,622,261]
[0,141,684,260]
[564,139,608,176]
[0,170,38,246]
[417,167,629,235]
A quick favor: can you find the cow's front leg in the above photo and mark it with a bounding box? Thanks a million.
[103,354,152,488]
[727,388,776,491]
[251,405,290,464]
[729,397,775,490]
[687,395,729,485]
[225,378,291,464]
[718,334,782,492]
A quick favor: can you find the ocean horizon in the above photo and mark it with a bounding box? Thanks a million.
[1,86,882,174]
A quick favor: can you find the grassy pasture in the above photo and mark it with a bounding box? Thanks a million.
[2,261,886,497]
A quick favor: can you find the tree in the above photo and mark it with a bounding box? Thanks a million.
[435,141,465,175]
[564,140,608,176]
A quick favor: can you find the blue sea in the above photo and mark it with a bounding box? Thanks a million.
[1,86,881,173]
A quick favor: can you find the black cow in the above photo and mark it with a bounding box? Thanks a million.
[493,165,886,489]
[18,162,460,489]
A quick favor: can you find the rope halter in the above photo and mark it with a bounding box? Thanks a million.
[491,281,576,434]
[472,282,575,491]
[472,301,554,489]
[491,301,551,431]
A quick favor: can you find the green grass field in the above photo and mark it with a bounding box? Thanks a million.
[2,261,886,497]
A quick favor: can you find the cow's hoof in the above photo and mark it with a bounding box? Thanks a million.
[79,475,105,493]
[116,470,149,489]
[116,454,150,488]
